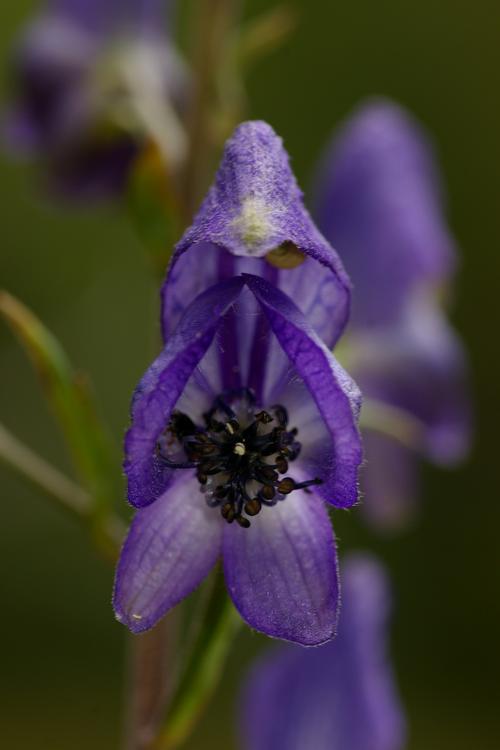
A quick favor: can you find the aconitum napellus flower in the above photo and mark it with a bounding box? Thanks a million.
[241,555,406,750]
[113,273,362,645]
[161,120,352,347]
[314,100,470,528]
[5,0,184,198]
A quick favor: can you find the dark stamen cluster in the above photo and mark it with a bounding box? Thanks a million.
[157,389,321,528]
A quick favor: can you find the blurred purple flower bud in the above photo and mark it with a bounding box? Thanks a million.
[240,554,406,750]
[313,99,471,528]
[4,0,185,199]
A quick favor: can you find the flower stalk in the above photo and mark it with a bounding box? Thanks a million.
[182,0,241,219]
[123,618,174,750]
[152,569,240,750]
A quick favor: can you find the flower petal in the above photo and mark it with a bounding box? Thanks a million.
[244,273,362,508]
[223,488,339,646]
[125,276,245,508]
[313,98,456,328]
[113,473,222,633]
[240,555,406,750]
[161,121,351,345]
[351,292,470,464]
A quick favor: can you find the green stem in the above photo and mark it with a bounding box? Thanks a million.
[182,0,240,220]
[360,398,425,450]
[152,569,241,750]
[122,618,175,750]
[0,421,124,559]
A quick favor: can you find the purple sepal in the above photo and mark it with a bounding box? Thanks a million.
[126,274,362,511]
[125,276,245,508]
[313,98,456,328]
[245,274,362,508]
[161,121,351,345]
[240,555,406,750]
[223,487,339,646]
[352,294,470,465]
[113,473,221,632]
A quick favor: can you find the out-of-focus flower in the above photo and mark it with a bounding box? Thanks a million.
[113,273,362,645]
[161,120,352,346]
[5,0,186,199]
[240,554,406,750]
[313,100,470,528]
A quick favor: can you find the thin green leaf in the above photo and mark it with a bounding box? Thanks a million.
[0,291,117,523]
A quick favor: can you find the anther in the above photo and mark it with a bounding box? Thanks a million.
[221,503,235,522]
[259,466,279,482]
[275,455,288,474]
[164,393,312,530]
[277,477,296,494]
[244,498,262,516]
[233,442,246,456]
[255,410,273,424]
[261,485,275,501]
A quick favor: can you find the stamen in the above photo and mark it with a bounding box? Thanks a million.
[157,389,322,528]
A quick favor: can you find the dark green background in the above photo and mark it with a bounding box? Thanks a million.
[1,1,499,748]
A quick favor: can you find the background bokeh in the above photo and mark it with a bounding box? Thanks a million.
[1,1,499,748]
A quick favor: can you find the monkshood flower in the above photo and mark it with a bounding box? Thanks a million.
[313,99,470,528]
[5,0,184,198]
[241,554,406,750]
[161,120,352,347]
[113,273,362,645]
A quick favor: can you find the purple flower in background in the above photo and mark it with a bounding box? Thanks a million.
[241,554,406,750]
[161,120,352,347]
[113,273,362,645]
[313,100,470,528]
[5,0,185,198]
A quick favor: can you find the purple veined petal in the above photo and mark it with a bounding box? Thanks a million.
[161,120,351,346]
[223,486,339,646]
[360,431,419,531]
[313,98,456,328]
[113,473,222,633]
[240,554,406,750]
[351,291,470,465]
[243,273,362,508]
[125,276,245,508]
[161,243,278,340]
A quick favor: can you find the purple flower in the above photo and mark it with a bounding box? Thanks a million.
[113,273,362,645]
[240,554,406,750]
[313,100,470,528]
[161,120,352,347]
[5,0,184,199]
